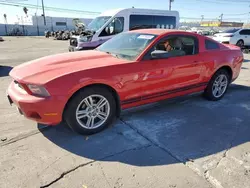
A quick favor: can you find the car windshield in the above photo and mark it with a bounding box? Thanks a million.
[96,32,157,61]
[87,16,111,31]
[222,28,240,33]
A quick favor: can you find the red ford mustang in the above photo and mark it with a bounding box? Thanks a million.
[7,29,243,135]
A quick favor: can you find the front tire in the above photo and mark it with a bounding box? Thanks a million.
[236,40,244,49]
[203,69,230,101]
[64,86,117,135]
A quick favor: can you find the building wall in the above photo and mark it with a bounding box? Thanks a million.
[201,21,244,27]
[32,16,93,30]
[0,16,93,36]
[0,24,45,36]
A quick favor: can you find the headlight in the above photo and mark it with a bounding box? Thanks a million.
[79,35,93,42]
[27,84,50,97]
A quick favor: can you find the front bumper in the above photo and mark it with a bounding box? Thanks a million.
[7,81,65,125]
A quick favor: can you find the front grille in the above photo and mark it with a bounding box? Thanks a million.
[70,38,78,47]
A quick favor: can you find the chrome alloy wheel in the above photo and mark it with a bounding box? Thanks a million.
[212,74,228,98]
[76,95,110,129]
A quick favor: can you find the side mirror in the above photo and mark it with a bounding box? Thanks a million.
[151,50,170,59]
[105,25,114,35]
[105,26,110,35]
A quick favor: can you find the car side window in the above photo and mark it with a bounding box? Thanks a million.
[99,17,124,37]
[240,30,247,35]
[205,39,220,50]
[142,35,199,60]
[239,29,250,35]
[245,29,250,35]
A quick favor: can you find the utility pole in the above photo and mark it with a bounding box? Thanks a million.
[169,0,174,11]
[35,13,39,36]
[3,14,8,35]
[41,0,46,25]
[248,5,250,24]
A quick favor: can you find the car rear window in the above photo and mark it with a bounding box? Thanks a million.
[205,39,220,50]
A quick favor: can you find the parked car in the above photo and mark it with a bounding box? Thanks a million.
[213,28,250,48]
[7,29,243,135]
[197,29,210,36]
[69,8,180,52]
[209,28,220,36]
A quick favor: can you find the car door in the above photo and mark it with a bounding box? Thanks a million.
[138,34,204,100]
[239,29,250,46]
[244,29,250,45]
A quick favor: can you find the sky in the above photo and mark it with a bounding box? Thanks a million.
[1,0,250,24]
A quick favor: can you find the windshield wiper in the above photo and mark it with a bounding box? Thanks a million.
[105,51,119,58]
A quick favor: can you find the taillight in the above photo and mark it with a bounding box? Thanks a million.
[226,34,234,37]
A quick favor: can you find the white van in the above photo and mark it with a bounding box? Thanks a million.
[69,8,180,51]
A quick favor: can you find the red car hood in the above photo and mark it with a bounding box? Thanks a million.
[9,50,128,84]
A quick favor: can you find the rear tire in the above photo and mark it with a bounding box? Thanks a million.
[203,69,230,101]
[64,86,117,135]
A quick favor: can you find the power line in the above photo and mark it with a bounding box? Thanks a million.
[224,13,249,16]
[180,16,247,21]
[210,0,250,2]
[0,0,28,1]
[195,0,250,4]
[0,1,101,15]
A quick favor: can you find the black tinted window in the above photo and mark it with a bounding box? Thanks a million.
[129,15,176,30]
[153,15,176,29]
[205,39,220,50]
[129,15,153,30]
[240,29,250,35]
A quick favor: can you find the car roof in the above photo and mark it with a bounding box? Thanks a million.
[128,29,195,36]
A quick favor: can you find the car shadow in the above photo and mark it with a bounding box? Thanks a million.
[39,83,250,166]
[0,66,13,77]
[242,66,249,69]
[243,59,250,63]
